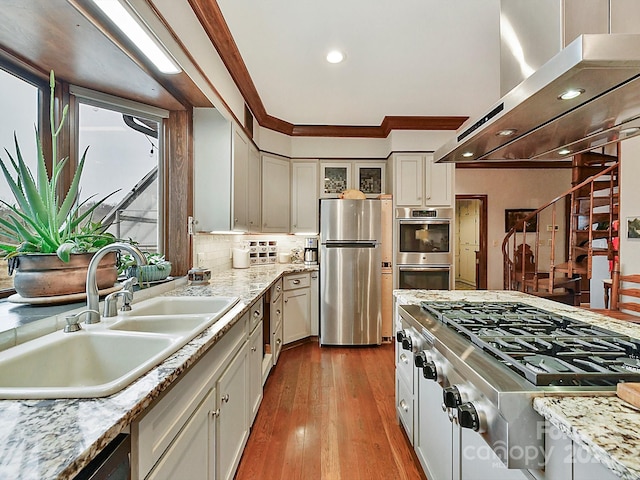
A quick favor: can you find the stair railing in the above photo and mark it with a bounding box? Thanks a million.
[503,162,619,291]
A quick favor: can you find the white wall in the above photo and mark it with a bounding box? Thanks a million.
[619,136,640,276]
[456,168,572,289]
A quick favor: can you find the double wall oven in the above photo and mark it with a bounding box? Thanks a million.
[395,208,452,290]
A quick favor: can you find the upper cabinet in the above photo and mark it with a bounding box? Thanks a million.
[193,108,260,233]
[261,154,290,233]
[320,161,386,198]
[394,153,452,207]
[291,160,319,234]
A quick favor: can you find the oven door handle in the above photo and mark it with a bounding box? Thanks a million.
[398,266,450,272]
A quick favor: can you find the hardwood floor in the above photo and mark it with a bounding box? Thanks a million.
[235,341,426,480]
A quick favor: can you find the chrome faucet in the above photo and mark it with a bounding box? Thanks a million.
[85,242,147,324]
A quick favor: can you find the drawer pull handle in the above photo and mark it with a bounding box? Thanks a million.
[253,310,260,317]
[399,400,409,413]
[292,279,301,285]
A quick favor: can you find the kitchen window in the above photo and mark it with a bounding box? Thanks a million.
[72,87,168,252]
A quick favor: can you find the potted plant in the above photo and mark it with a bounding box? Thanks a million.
[119,251,172,283]
[0,71,118,298]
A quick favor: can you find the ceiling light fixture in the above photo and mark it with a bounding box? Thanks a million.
[558,148,572,155]
[326,50,345,64]
[620,126,640,136]
[91,0,181,74]
[558,88,585,100]
[496,128,517,137]
[462,152,474,158]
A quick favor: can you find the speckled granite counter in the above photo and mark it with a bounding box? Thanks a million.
[395,289,640,480]
[0,263,316,480]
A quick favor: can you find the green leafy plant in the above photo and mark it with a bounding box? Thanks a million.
[119,251,171,283]
[0,70,117,263]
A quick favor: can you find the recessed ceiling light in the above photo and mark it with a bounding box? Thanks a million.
[462,152,474,158]
[620,126,640,136]
[558,148,572,155]
[326,50,345,64]
[496,129,517,137]
[558,88,585,100]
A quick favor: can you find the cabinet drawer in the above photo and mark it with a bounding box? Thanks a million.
[272,320,284,365]
[270,278,283,300]
[396,376,414,444]
[249,297,263,332]
[133,311,247,479]
[396,348,414,393]
[283,273,310,290]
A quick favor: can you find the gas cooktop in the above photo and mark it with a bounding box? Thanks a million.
[421,301,640,386]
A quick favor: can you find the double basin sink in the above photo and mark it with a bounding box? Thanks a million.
[0,295,240,399]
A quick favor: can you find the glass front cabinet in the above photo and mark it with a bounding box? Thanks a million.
[320,161,385,198]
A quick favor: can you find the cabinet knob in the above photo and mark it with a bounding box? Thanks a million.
[284,299,288,303]
[222,393,230,403]
[399,399,409,413]
[253,310,260,317]
[251,346,257,352]
[276,309,281,315]
[276,338,282,345]
[210,409,220,418]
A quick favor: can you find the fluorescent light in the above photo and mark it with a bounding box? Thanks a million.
[326,50,345,64]
[92,0,181,74]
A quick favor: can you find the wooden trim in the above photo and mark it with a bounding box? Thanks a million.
[165,110,193,276]
[187,0,467,138]
[455,195,488,290]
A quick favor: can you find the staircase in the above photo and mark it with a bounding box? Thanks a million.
[503,150,619,306]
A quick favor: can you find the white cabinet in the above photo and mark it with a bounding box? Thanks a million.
[248,296,263,424]
[261,153,290,233]
[147,387,216,480]
[283,272,311,344]
[270,279,284,366]
[394,153,452,207]
[193,108,256,232]
[248,144,261,231]
[320,161,386,198]
[232,128,249,231]
[309,271,319,336]
[217,343,249,480]
[291,160,319,233]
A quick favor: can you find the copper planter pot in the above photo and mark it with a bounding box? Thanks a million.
[12,252,118,298]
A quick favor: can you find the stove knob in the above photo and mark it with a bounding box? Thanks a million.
[442,386,463,408]
[422,361,438,381]
[396,330,407,344]
[401,336,413,351]
[457,402,485,433]
[414,351,429,368]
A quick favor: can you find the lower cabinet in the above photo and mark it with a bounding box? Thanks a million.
[283,272,311,344]
[132,297,264,480]
[217,343,248,480]
[146,387,216,480]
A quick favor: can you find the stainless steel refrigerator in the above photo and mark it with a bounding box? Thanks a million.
[319,199,382,346]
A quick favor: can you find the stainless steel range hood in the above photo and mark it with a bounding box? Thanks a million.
[434,34,640,163]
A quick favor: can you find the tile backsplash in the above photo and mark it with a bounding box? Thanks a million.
[192,233,311,271]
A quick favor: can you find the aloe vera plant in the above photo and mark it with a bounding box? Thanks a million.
[0,70,117,263]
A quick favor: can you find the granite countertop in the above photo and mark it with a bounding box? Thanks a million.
[0,263,316,480]
[395,289,640,480]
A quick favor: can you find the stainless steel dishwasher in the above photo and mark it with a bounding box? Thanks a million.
[73,434,130,480]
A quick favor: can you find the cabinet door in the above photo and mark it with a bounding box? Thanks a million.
[355,162,385,197]
[233,129,249,231]
[217,346,249,480]
[424,154,452,206]
[320,162,352,198]
[291,161,319,233]
[261,154,290,232]
[248,322,263,424]
[283,288,311,344]
[147,387,216,480]
[248,144,261,231]
[395,154,424,206]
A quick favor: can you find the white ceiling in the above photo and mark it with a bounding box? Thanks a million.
[216,0,503,127]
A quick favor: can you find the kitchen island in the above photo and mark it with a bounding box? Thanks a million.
[395,289,640,480]
[0,263,316,480]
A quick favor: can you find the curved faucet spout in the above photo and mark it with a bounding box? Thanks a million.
[85,242,147,324]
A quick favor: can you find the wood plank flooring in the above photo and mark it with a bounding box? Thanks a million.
[235,341,426,480]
